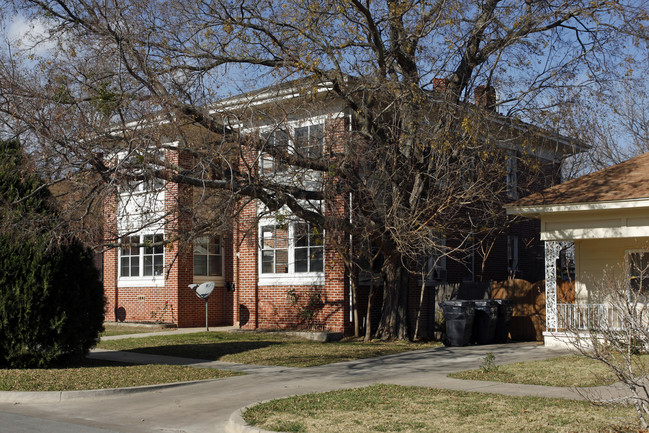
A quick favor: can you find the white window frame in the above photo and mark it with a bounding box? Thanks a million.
[193,235,225,283]
[118,232,165,288]
[258,217,325,286]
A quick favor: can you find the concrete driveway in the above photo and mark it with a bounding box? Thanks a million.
[0,342,609,433]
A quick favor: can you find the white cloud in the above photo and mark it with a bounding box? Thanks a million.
[6,15,57,56]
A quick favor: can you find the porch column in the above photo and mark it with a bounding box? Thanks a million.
[544,241,562,332]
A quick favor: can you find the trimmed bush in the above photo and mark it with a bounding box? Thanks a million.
[0,139,105,368]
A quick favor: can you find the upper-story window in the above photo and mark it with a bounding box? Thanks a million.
[259,121,325,175]
[295,124,323,159]
[506,152,518,199]
[194,236,223,277]
[261,129,289,174]
[119,233,164,278]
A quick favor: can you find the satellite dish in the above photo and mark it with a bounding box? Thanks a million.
[188,282,216,331]
[191,281,215,300]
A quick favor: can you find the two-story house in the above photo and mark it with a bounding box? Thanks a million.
[102,78,583,337]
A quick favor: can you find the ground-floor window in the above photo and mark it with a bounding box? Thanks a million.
[193,236,223,277]
[260,221,324,275]
[119,233,164,278]
[628,250,649,293]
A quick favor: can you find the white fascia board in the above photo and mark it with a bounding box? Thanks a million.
[506,198,649,216]
[540,226,649,241]
[210,82,335,113]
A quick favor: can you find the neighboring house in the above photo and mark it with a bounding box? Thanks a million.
[506,152,649,347]
[103,79,582,334]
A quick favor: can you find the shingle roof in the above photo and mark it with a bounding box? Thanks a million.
[509,151,649,207]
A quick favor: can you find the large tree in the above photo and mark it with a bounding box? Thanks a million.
[0,0,647,339]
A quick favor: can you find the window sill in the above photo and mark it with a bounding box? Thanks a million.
[258,273,325,286]
[193,276,225,285]
[117,278,166,288]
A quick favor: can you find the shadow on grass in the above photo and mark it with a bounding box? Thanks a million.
[49,358,138,369]
[122,340,283,361]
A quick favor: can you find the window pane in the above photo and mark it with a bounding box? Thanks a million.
[208,255,222,276]
[153,234,164,254]
[295,248,308,273]
[154,255,164,276]
[276,249,288,273]
[276,226,289,249]
[630,252,649,293]
[144,235,153,254]
[194,255,207,276]
[194,242,208,255]
[294,223,308,247]
[295,126,308,150]
[209,237,221,255]
[262,226,274,249]
[310,248,324,272]
[121,257,130,277]
[143,256,153,276]
[311,228,323,246]
[262,250,274,274]
[131,257,139,276]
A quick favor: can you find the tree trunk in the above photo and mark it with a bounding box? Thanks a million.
[375,256,410,340]
[364,279,375,342]
[351,270,360,338]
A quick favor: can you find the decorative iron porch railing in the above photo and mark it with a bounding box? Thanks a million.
[554,303,624,332]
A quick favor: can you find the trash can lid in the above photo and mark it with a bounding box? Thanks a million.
[491,298,512,305]
[440,300,476,307]
[474,299,497,307]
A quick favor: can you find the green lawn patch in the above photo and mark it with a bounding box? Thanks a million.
[102,323,177,337]
[449,355,616,387]
[243,384,638,433]
[97,331,440,367]
[0,358,241,391]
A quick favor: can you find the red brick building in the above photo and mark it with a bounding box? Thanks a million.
[102,81,582,336]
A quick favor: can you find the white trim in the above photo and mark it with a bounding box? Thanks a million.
[541,226,649,241]
[117,232,165,280]
[258,274,325,287]
[506,197,649,216]
[212,82,335,112]
[117,278,165,288]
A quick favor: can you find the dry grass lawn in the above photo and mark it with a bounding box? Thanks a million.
[448,354,635,388]
[244,384,639,433]
[98,331,441,367]
[0,359,241,391]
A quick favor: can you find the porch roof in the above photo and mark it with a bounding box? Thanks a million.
[505,152,649,216]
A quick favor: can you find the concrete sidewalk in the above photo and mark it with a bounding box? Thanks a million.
[0,340,634,433]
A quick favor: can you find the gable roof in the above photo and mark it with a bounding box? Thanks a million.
[507,151,649,212]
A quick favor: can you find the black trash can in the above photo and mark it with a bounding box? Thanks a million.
[492,299,513,343]
[471,300,498,344]
[440,300,475,346]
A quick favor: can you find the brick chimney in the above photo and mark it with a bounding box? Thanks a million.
[433,78,449,93]
[475,85,497,111]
